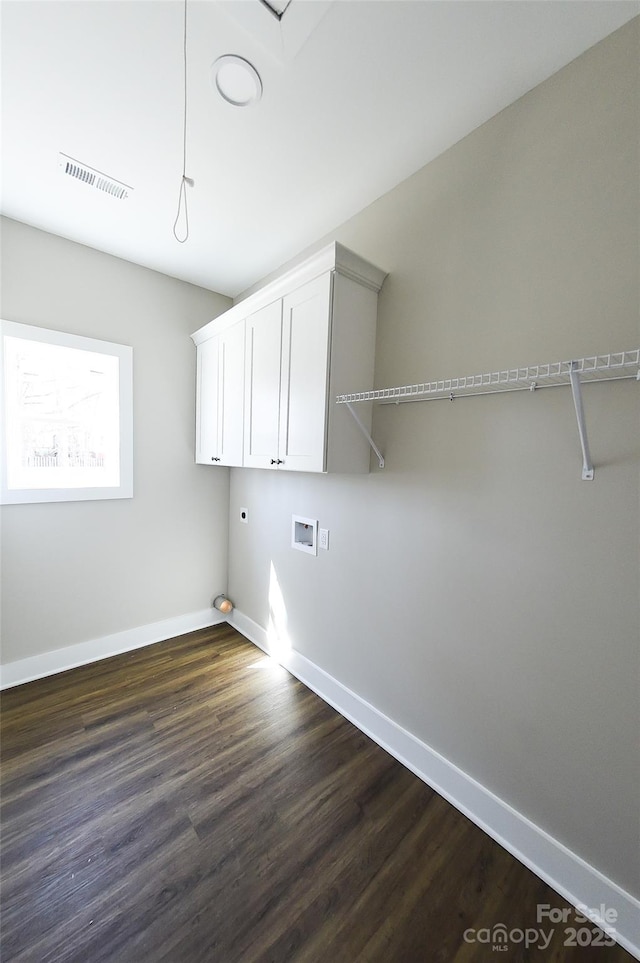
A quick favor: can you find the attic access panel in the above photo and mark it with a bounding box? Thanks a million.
[259,0,292,20]
[217,0,332,62]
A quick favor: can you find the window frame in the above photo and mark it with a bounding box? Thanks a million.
[1,319,133,505]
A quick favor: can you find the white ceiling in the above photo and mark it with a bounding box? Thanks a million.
[2,1,637,298]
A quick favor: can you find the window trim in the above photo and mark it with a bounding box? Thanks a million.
[1,320,133,505]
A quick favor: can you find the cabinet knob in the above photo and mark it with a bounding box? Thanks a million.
[270,458,277,465]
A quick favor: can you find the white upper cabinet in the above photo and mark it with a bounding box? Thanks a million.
[244,300,283,468]
[217,321,245,465]
[194,319,245,466]
[191,242,386,473]
[278,272,332,472]
[195,335,219,464]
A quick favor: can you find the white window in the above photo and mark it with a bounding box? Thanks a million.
[1,320,133,504]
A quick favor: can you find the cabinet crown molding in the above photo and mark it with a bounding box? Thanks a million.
[191,242,386,345]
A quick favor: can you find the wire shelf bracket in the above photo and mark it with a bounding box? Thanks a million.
[345,402,385,469]
[336,349,639,479]
[569,361,594,480]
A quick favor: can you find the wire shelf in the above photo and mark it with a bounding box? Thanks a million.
[336,349,640,405]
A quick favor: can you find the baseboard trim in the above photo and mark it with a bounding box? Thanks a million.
[228,608,640,960]
[0,608,226,690]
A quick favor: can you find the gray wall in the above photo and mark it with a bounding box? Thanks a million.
[228,21,640,897]
[0,217,231,664]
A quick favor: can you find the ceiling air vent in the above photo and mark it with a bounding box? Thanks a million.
[58,153,133,200]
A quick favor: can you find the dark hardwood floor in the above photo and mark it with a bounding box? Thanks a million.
[0,624,635,962]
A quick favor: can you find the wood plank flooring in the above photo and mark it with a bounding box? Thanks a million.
[1,624,635,962]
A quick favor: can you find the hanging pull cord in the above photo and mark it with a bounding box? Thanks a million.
[173,175,193,244]
[173,0,192,243]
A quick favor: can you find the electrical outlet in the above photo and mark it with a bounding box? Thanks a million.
[319,528,329,550]
[240,507,249,524]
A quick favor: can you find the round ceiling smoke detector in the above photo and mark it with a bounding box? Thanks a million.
[211,55,263,108]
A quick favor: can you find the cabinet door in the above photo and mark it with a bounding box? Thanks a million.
[279,272,332,473]
[195,336,220,464]
[218,321,245,466]
[244,300,283,468]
